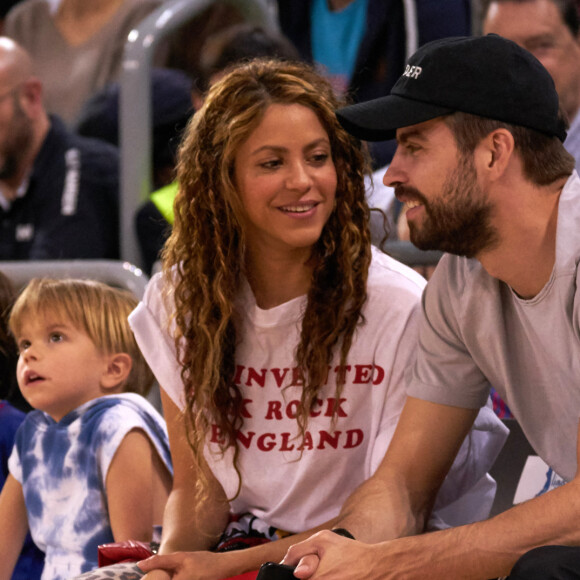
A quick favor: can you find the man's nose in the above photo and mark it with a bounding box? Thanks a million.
[383,149,406,188]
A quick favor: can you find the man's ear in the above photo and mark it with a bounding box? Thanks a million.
[101,353,133,391]
[475,128,515,180]
[18,77,44,118]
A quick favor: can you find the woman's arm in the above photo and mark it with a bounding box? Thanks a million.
[136,389,233,580]
[152,389,230,553]
[0,475,29,580]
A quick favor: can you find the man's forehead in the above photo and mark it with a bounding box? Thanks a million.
[396,117,451,142]
[0,64,24,93]
[484,0,566,36]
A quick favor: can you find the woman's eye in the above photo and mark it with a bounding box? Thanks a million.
[310,152,330,164]
[260,159,282,169]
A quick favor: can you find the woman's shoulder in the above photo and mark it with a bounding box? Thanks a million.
[367,246,427,300]
[140,270,172,311]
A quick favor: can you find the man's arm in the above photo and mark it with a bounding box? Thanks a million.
[281,395,479,578]
[334,396,479,543]
[284,415,580,579]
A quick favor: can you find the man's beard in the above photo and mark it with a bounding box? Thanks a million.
[401,154,499,258]
[0,100,34,181]
[0,151,21,181]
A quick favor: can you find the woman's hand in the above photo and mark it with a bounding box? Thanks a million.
[139,550,239,580]
[142,570,172,580]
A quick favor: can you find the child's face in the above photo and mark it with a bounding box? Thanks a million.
[15,315,111,422]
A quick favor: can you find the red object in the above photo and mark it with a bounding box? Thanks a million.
[98,540,154,567]
[223,572,259,580]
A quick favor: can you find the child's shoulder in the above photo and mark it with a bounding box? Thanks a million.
[82,394,164,432]
[85,394,172,474]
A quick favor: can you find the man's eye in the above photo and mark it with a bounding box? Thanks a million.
[528,39,556,54]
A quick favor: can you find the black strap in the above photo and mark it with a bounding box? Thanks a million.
[331,528,355,540]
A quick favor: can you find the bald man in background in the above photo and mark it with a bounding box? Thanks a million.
[482,0,580,167]
[0,37,119,260]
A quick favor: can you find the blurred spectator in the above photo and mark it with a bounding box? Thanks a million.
[481,0,580,168]
[0,0,22,34]
[0,270,44,580]
[276,0,472,167]
[0,37,120,260]
[75,67,195,275]
[0,399,45,580]
[76,67,194,191]
[0,270,19,406]
[191,22,300,107]
[4,0,163,125]
[164,0,246,82]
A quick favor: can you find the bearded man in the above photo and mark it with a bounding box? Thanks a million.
[282,34,580,580]
[0,37,119,260]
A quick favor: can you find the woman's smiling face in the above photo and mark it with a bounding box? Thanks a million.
[234,103,337,259]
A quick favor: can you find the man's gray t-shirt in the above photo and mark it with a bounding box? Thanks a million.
[407,172,580,482]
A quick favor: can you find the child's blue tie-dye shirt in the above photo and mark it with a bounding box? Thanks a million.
[8,393,172,580]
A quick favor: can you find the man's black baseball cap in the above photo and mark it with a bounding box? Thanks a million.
[336,34,567,142]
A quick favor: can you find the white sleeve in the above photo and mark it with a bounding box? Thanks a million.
[129,273,186,410]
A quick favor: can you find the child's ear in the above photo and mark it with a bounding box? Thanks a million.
[101,353,133,391]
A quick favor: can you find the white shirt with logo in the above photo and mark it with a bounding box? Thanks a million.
[130,248,506,532]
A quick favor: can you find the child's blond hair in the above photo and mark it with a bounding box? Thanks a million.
[9,278,154,396]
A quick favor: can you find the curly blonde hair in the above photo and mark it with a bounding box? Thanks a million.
[162,59,372,498]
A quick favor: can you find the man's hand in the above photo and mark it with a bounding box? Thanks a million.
[282,530,382,580]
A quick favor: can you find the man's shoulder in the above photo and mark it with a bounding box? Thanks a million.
[39,118,119,191]
[554,172,580,270]
[560,170,580,204]
[30,118,119,199]
[52,118,119,163]
[564,114,580,167]
[424,253,495,311]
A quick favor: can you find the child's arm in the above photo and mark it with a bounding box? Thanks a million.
[0,475,30,580]
[106,426,173,541]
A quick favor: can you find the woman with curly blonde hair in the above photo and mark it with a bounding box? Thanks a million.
[119,59,503,580]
